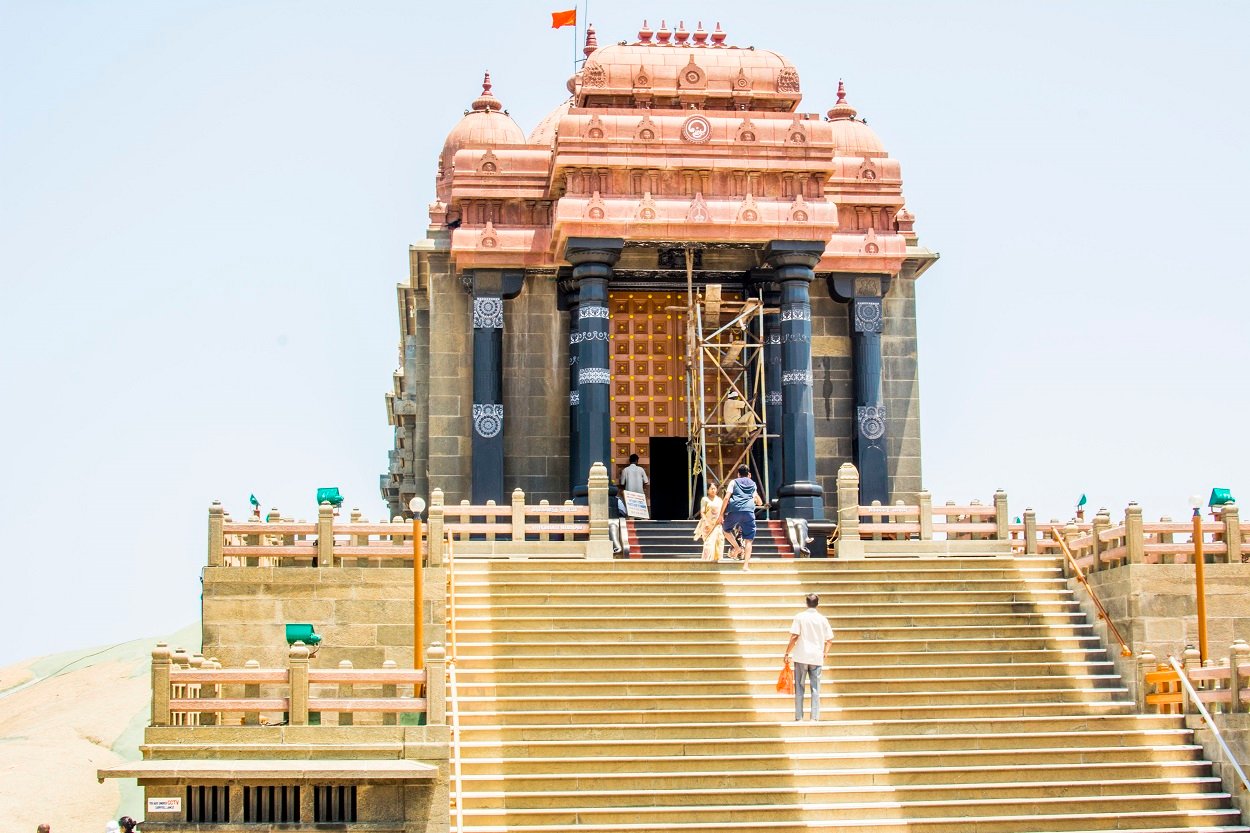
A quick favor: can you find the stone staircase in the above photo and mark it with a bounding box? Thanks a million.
[626,519,791,559]
[447,557,1249,832]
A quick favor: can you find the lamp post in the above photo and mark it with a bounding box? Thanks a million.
[409,496,427,670]
[1189,494,1208,664]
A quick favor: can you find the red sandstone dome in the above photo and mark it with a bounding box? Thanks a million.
[439,72,526,180]
[571,20,806,112]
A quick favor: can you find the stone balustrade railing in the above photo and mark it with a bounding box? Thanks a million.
[1060,504,1246,572]
[150,641,445,727]
[1139,641,1250,715]
[208,462,613,567]
[835,463,1013,543]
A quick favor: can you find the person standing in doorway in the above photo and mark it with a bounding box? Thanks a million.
[717,465,763,570]
[784,593,834,721]
[619,453,649,514]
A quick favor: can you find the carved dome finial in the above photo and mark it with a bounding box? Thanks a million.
[693,21,708,46]
[471,71,503,112]
[639,19,653,44]
[711,22,726,46]
[826,78,858,121]
[656,19,672,45]
[584,23,598,56]
[674,20,689,45]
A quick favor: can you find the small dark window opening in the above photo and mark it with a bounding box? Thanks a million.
[185,785,230,823]
[243,785,300,823]
[315,785,359,823]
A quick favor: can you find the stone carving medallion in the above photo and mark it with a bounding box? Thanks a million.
[853,299,883,333]
[472,403,504,438]
[473,297,503,329]
[857,405,886,441]
[681,115,712,144]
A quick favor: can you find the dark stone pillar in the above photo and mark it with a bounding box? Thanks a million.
[831,275,891,505]
[557,277,582,496]
[565,238,623,504]
[466,270,524,505]
[765,241,825,520]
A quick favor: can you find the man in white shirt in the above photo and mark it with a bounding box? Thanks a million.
[618,454,649,513]
[783,593,835,721]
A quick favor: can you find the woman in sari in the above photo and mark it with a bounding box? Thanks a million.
[695,483,726,561]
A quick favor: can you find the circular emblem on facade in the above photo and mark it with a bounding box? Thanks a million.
[472,403,504,439]
[861,169,877,180]
[681,115,712,144]
[739,130,755,142]
[587,127,604,139]
[588,207,605,219]
[865,242,880,254]
[639,207,656,220]
[685,69,702,83]
[858,405,886,441]
[789,131,806,144]
[741,209,758,222]
[639,128,654,140]
[791,210,809,222]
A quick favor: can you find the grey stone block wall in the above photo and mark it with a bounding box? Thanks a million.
[882,271,923,503]
[809,290,854,505]
[425,252,472,503]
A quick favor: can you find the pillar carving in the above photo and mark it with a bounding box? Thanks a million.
[565,237,623,504]
[765,240,825,520]
[465,269,524,504]
[754,280,783,505]
[558,277,582,496]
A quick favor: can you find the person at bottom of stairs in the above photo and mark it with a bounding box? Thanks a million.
[784,593,835,721]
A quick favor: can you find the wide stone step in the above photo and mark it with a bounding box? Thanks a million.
[456,794,1235,827]
[455,758,1214,792]
[455,620,1094,639]
[456,728,1195,760]
[453,713,1186,743]
[451,562,1065,580]
[451,586,1075,603]
[452,662,1118,684]
[455,640,1110,660]
[452,673,1126,698]
[457,776,1226,810]
[454,601,1084,618]
[453,700,1136,725]
[452,637,1106,658]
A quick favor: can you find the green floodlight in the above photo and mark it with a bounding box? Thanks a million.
[1208,488,1235,508]
[316,486,344,507]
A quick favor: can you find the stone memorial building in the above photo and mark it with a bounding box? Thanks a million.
[381,20,937,521]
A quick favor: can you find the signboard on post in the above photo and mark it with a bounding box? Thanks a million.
[622,490,649,519]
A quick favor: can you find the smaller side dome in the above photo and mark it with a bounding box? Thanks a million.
[529,99,573,146]
[440,72,527,176]
[826,80,885,155]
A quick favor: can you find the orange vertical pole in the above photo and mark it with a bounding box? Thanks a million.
[1192,508,1208,664]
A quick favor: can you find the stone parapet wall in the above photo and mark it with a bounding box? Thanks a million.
[202,565,446,670]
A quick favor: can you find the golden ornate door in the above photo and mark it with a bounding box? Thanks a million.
[609,291,688,475]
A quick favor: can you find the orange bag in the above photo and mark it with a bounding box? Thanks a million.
[776,661,794,695]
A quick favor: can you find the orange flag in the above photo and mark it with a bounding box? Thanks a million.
[551,9,576,28]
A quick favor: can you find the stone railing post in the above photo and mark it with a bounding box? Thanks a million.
[426,643,446,726]
[1136,649,1157,712]
[1090,509,1111,572]
[917,490,933,541]
[151,643,172,726]
[835,463,863,559]
[1221,504,1241,563]
[288,642,310,726]
[587,462,611,560]
[194,654,217,726]
[993,490,1009,540]
[1181,645,1201,714]
[317,503,334,568]
[337,660,354,726]
[1023,508,1038,554]
[1230,639,1250,714]
[1062,521,1081,577]
[428,489,445,566]
[511,488,526,541]
[243,659,261,726]
[1125,502,1144,563]
[381,659,398,726]
[208,502,225,567]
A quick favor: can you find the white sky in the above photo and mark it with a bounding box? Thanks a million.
[2,1,1247,666]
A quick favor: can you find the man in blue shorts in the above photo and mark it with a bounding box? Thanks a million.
[717,464,764,571]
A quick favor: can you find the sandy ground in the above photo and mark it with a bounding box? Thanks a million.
[0,625,199,833]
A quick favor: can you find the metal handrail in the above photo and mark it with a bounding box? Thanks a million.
[1167,655,1250,794]
[1050,528,1132,657]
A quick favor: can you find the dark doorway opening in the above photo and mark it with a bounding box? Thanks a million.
[647,436,689,520]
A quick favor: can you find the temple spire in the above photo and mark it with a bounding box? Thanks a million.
[826,79,858,121]
[471,71,503,112]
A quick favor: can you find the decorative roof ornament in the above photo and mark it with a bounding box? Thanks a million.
[584,24,598,56]
[693,22,708,46]
[711,22,726,46]
[827,79,859,121]
[638,20,653,44]
[471,71,503,112]
[674,20,689,46]
[656,20,672,45]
